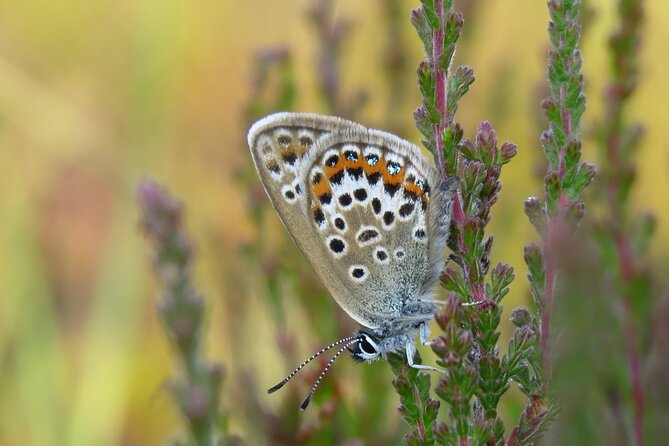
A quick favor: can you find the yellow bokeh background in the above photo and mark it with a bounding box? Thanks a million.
[1,0,667,444]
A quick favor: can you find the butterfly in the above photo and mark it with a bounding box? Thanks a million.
[247,113,458,410]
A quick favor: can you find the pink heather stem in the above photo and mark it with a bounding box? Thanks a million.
[541,246,555,371]
[432,0,447,179]
[624,299,644,446]
[608,99,645,445]
[541,189,569,373]
[616,233,644,446]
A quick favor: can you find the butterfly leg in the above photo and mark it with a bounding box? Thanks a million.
[421,299,446,306]
[405,338,446,374]
[419,321,433,347]
[461,300,486,307]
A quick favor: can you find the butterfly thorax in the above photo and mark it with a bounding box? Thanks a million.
[360,299,436,357]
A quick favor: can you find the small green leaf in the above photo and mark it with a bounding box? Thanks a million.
[419,0,440,29]
[490,263,515,301]
[499,141,518,165]
[414,107,434,141]
[544,172,561,216]
[524,196,546,234]
[411,8,433,55]
[444,12,463,47]
[540,130,559,168]
[524,243,545,293]
[510,307,532,328]
[568,162,596,198]
[564,199,585,230]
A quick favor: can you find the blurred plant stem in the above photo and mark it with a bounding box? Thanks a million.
[379,0,411,138]
[308,0,367,118]
[138,179,237,446]
[521,0,593,441]
[595,0,649,443]
[244,48,296,128]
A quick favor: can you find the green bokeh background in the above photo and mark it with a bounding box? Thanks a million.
[1,0,667,444]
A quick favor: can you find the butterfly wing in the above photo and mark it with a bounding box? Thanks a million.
[248,113,456,330]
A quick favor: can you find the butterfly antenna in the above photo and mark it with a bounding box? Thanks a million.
[267,335,359,394]
[299,337,360,412]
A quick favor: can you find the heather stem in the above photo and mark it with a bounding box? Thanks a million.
[519,0,592,440]
[532,0,592,377]
[138,179,231,445]
[597,0,646,442]
[541,254,555,369]
[432,0,447,178]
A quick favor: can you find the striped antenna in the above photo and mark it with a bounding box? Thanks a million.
[267,334,360,394]
[299,337,361,412]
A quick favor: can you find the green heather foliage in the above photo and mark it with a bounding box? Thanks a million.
[398,0,549,444]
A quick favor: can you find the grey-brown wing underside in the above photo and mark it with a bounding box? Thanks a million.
[248,112,455,329]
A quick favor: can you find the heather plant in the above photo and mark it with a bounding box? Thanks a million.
[592,3,649,443]
[389,0,552,444]
[138,179,239,446]
[542,0,663,443]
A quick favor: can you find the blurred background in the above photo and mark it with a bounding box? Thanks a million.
[1,0,668,444]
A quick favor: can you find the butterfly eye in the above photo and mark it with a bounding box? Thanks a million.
[359,337,377,355]
[350,333,381,362]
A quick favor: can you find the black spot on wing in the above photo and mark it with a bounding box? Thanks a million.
[353,188,368,201]
[277,135,291,146]
[399,202,415,218]
[403,189,419,201]
[351,267,365,278]
[357,229,380,243]
[371,198,381,215]
[313,207,325,225]
[282,153,298,166]
[366,172,381,185]
[339,193,352,207]
[375,249,388,261]
[330,170,345,185]
[384,183,401,197]
[267,161,281,174]
[329,238,346,254]
[347,167,364,180]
